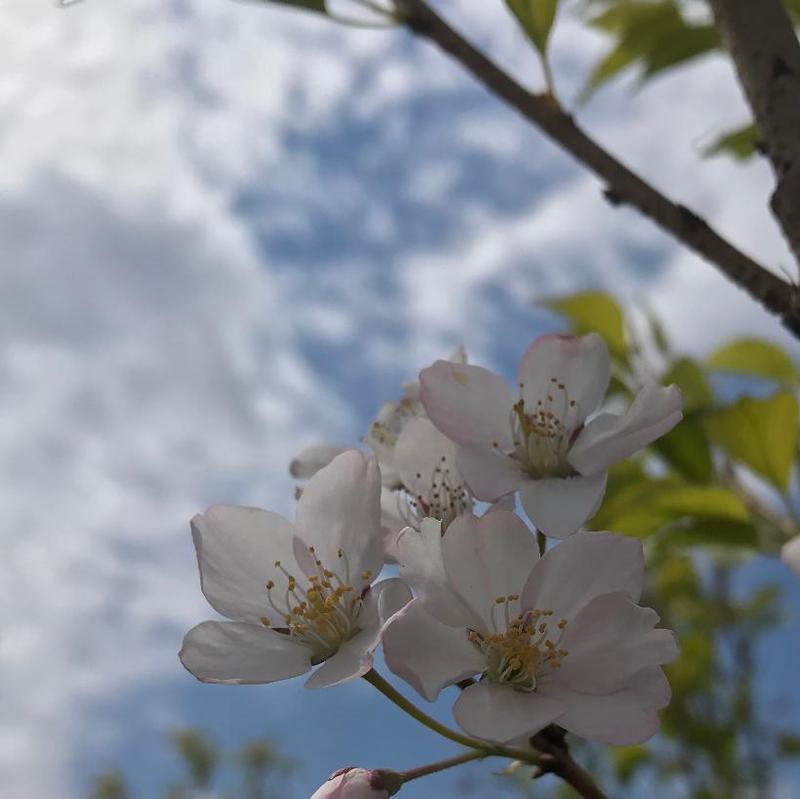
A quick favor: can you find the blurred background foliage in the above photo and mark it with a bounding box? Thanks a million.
[90,729,294,799]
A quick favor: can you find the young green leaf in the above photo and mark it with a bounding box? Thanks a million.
[505,0,560,56]
[707,392,799,490]
[544,290,627,358]
[662,357,712,413]
[702,123,758,161]
[254,0,327,13]
[654,415,714,483]
[707,337,798,384]
[581,1,720,100]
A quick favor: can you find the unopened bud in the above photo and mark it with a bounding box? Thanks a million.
[310,766,402,798]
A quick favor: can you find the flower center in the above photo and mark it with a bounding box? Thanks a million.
[509,377,578,478]
[260,547,371,664]
[400,457,473,532]
[469,596,569,692]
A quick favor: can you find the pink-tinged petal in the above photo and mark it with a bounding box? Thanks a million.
[457,445,525,502]
[521,532,644,622]
[569,384,683,475]
[289,444,350,480]
[539,666,670,745]
[394,417,462,499]
[782,535,800,575]
[311,768,389,799]
[383,599,485,701]
[518,334,610,423]
[419,361,514,448]
[396,519,478,628]
[486,494,517,514]
[295,450,384,590]
[518,472,607,539]
[191,505,299,623]
[453,681,564,743]
[441,511,539,632]
[558,592,678,693]
[179,621,311,685]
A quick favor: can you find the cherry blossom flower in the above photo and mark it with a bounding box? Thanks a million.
[380,417,473,561]
[383,511,677,745]
[782,535,800,575]
[180,451,410,688]
[419,333,682,537]
[365,346,467,489]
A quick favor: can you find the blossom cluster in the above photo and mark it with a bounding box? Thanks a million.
[180,334,683,792]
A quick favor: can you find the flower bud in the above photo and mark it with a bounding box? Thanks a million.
[310,767,402,799]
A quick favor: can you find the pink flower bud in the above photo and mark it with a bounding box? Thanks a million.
[310,767,401,799]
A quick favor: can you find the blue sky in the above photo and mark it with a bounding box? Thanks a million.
[2,1,800,797]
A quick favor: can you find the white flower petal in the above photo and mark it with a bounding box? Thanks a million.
[396,519,478,628]
[569,384,683,475]
[782,535,800,575]
[191,505,299,623]
[517,334,609,423]
[457,445,524,502]
[289,444,350,480]
[383,599,485,701]
[295,450,384,589]
[453,681,564,743]
[539,666,670,745]
[521,532,644,622]
[179,621,311,685]
[558,592,678,693]
[419,361,514,448]
[394,417,461,496]
[375,576,415,625]
[518,472,607,539]
[441,511,539,632]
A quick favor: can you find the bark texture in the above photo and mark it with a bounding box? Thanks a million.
[709,0,800,267]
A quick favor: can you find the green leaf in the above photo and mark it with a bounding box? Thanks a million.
[653,414,713,483]
[581,1,720,99]
[662,357,711,413]
[665,519,758,549]
[595,478,749,538]
[254,0,327,13]
[702,123,759,161]
[506,0,560,55]
[778,733,800,757]
[706,392,799,490]
[544,290,627,358]
[707,337,798,384]
[612,746,650,785]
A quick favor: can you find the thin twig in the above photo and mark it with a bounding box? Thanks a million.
[395,0,800,337]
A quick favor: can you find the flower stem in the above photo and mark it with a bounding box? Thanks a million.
[362,670,484,750]
[400,750,486,783]
[537,530,547,557]
[364,671,615,799]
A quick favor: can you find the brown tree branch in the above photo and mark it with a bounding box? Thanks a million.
[709,0,800,270]
[532,726,612,799]
[395,0,800,337]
